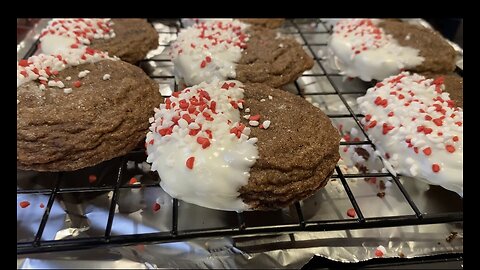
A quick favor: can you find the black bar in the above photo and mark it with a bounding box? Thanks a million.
[33,173,61,246]
[334,166,365,222]
[295,202,306,227]
[171,198,178,236]
[104,159,126,240]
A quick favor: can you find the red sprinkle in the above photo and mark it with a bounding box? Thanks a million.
[347,208,356,218]
[249,115,261,121]
[368,120,377,128]
[186,156,195,170]
[153,202,161,212]
[70,44,79,48]
[375,249,384,257]
[445,145,455,153]
[432,118,443,126]
[196,137,211,149]
[19,59,30,67]
[19,201,30,208]
[365,114,372,121]
[432,164,440,173]
[387,112,394,117]
[200,60,207,68]
[20,70,28,78]
[129,177,138,185]
[40,203,45,208]
[423,147,432,156]
[453,136,459,142]
[88,174,97,183]
[73,81,82,88]
[221,82,230,89]
[205,56,212,63]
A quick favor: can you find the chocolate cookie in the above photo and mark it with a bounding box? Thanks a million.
[171,20,313,88]
[240,18,285,29]
[90,19,159,64]
[17,50,162,171]
[327,19,457,81]
[378,20,457,74]
[238,83,340,210]
[145,80,339,211]
[235,28,314,88]
[40,19,159,64]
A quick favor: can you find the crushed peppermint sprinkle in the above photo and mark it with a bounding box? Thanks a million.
[333,19,389,57]
[145,80,259,211]
[170,20,249,86]
[78,70,90,78]
[249,120,259,127]
[357,72,463,197]
[103,74,111,80]
[19,201,31,208]
[17,47,112,90]
[40,19,115,47]
[262,120,271,129]
[375,245,387,257]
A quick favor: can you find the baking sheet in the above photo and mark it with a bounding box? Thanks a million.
[17,18,463,269]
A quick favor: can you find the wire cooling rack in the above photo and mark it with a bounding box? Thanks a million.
[17,19,463,254]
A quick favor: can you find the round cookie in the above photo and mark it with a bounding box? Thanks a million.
[40,19,159,64]
[170,20,313,88]
[327,19,456,81]
[356,72,463,196]
[17,48,162,171]
[145,80,339,211]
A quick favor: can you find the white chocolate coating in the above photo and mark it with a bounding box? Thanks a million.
[328,19,424,81]
[146,80,259,211]
[357,72,463,196]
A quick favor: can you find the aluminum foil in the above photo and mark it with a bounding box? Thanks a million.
[17,19,463,269]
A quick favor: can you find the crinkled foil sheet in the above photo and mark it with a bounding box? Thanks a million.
[17,19,463,269]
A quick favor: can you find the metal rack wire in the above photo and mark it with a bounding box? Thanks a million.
[17,19,463,255]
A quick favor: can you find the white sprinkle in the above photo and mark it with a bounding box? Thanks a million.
[268,95,273,100]
[178,119,188,129]
[243,114,251,120]
[244,108,250,113]
[405,34,411,40]
[149,117,155,124]
[39,84,46,91]
[102,74,111,80]
[262,120,271,129]
[247,137,258,144]
[279,43,284,48]
[65,76,72,81]
[48,80,56,87]
[243,127,251,136]
[260,98,266,102]
[78,70,90,78]
[188,122,200,129]
[57,81,65,88]
[249,120,259,127]
[38,76,48,81]
[63,88,73,94]
[17,99,20,104]
[238,102,244,109]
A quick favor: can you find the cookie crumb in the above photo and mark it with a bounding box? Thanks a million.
[398,251,405,258]
[377,191,386,198]
[446,231,458,242]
